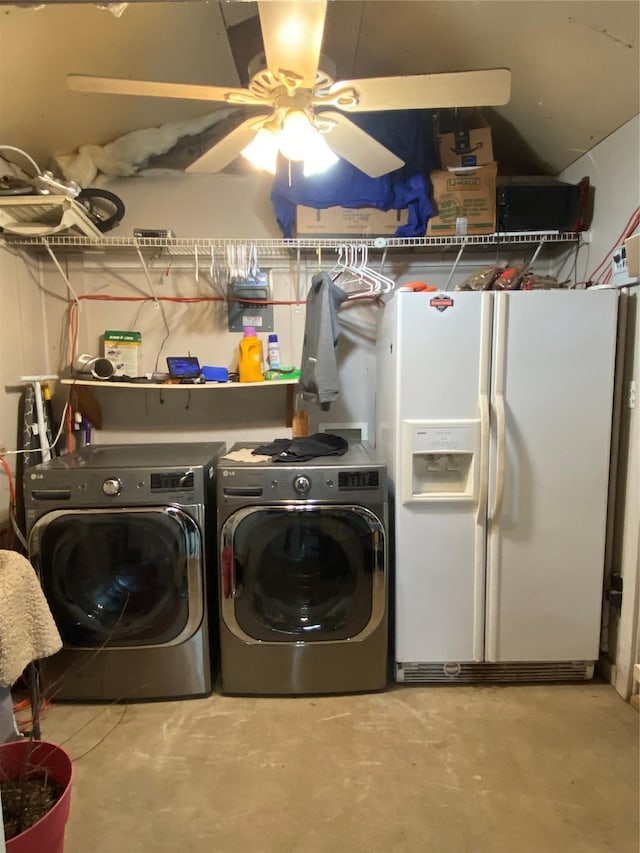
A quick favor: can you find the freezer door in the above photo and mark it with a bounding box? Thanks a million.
[394,291,492,663]
[485,290,618,662]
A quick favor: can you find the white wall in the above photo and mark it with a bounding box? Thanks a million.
[560,115,640,287]
[560,114,640,699]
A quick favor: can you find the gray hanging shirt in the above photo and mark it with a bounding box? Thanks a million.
[299,271,348,410]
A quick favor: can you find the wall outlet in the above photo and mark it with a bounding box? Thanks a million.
[612,245,627,277]
[629,380,636,409]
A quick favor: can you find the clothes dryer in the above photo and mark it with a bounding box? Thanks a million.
[217,442,388,695]
[25,442,225,701]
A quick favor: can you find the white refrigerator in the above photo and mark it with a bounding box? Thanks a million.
[376,289,619,682]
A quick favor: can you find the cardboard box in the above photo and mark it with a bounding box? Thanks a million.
[104,330,141,377]
[426,163,497,237]
[625,233,640,278]
[296,205,409,237]
[437,112,493,169]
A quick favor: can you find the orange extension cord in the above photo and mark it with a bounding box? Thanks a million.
[12,693,52,734]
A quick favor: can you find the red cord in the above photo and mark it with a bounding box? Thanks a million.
[77,294,303,305]
[13,695,52,732]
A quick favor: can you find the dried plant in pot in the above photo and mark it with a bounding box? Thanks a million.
[0,738,73,853]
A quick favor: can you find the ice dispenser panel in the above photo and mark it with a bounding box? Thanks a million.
[401,420,480,503]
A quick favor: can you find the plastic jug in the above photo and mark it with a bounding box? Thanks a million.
[238,327,264,382]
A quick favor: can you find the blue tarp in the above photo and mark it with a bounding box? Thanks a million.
[270,110,436,238]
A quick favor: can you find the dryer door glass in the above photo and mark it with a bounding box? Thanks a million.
[229,507,379,641]
[37,509,200,647]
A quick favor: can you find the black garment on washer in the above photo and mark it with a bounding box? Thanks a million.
[252,433,349,463]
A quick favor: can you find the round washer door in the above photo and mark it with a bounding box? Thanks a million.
[29,507,204,648]
[220,505,385,643]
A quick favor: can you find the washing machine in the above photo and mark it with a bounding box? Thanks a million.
[217,441,388,695]
[24,442,225,701]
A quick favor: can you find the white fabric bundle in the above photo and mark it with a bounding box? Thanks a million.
[0,550,62,688]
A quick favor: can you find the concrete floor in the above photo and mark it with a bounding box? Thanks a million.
[44,681,638,853]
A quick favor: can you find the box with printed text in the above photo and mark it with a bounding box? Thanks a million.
[103,330,142,377]
[436,109,494,169]
[426,163,497,237]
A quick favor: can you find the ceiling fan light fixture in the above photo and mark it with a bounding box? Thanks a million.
[241,128,280,175]
[240,115,337,177]
[302,131,339,177]
[274,109,338,175]
[278,110,319,161]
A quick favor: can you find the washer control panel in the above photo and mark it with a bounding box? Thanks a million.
[221,468,385,502]
[218,443,386,503]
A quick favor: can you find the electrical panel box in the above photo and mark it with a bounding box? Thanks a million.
[227,272,273,332]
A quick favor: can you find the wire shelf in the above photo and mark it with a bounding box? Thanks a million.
[1,231,580,257]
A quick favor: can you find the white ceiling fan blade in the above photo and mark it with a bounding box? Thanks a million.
[258,1,326,88]
[321,112,404,178]
[325,69,511,112]
[67,75,254,104]
[186,116,269,173]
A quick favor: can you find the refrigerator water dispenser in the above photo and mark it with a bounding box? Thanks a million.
[401,420,480,503]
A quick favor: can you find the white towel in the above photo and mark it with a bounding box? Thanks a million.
[0,550,62,688]
[222,448,272,463]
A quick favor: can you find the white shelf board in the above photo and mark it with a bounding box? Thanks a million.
[60,378,298,390]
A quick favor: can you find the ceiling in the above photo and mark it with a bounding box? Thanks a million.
[0,1,638,180]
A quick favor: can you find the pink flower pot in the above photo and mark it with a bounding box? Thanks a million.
[1,739,73,853]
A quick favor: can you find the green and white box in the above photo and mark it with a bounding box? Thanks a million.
[104,330,142,377]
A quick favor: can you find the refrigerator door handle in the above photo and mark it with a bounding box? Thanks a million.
[486,292,507,662]
[491,396,507,524]
[476,293,492,525]
[476,391,490,524]
[474,291,493,661]
[489,293,507,527]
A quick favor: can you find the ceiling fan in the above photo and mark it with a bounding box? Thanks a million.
[67,1,511,178]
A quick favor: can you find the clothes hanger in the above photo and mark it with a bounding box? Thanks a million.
[330,243,360,289]
[342,243,397,301]
[358,244,395,294]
